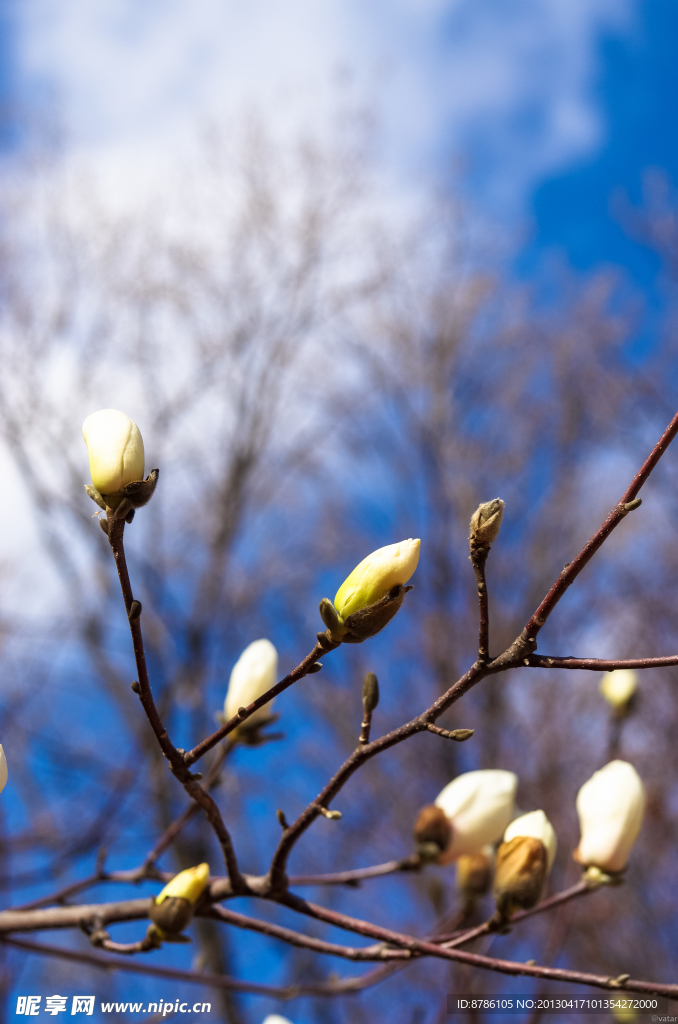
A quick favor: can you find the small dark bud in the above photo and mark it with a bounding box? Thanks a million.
[131,680,141,694]
[148,895,194,934]
[457,850,494,900]
[128,600,142,621]
[99,518,109,536]
[276,808,288,829]
[362,672,380,712]
[125,508,135,524]
[307,663,323,674]
[237,707,248,720]
[413,805,451,855]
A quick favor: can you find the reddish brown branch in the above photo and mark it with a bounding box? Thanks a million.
[208,904,409,961]
[470,543,490,662]
[289,856,421,887]
[280,892,678,999]
[267,660,488,889]
[107,514,244,891]
[528,654,678,671]
[521,408,678,645]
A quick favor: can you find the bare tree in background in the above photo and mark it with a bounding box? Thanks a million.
[0,122,674,1024]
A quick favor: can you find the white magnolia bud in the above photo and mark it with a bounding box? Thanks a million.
[574,760,645,873]
[599,669,637,711]
[0,745,7,793]
[504,809,557,873]
[82,409,144,496]
[334,539,420,620]
[225,639,278,728]
[434,769,518,863]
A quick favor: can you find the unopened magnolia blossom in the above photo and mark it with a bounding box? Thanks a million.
[574,760,645,873]
[333,539,420,619]
[494,809,556,916]
[225,639,278,728]
[599,669,637,711]
[155,862,210,906]
[504,809,557,872]
[82,409,145,496]
[434,769,518,863]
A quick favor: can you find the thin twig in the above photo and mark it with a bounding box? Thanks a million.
[142,738,236,870]
[289,856,421,887]
[518,408,678,650]
[528,654,678,671]
[469,542,490,663]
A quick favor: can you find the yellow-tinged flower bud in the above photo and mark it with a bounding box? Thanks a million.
[82,409,144,497]
[504,809,557,872]
[155,862,210,905]
[334,539,420,620]
[574,760,645,873]
[434,769,518,863]
[599,669,637,712]
[493,836,548,917]
[225,639,278,729]
[0,745,7,793]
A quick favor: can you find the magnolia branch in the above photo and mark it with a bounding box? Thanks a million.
[30,407,674,1003]
[527,654,678,671]
[106,514,243,891]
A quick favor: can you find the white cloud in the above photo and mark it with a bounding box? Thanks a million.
[16,0,634,212]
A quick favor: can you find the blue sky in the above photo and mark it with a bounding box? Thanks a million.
[1,0,670,274]
[5,0,674,301]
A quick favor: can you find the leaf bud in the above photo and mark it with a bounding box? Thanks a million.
[362,672,380,712]
[469,499,505,548]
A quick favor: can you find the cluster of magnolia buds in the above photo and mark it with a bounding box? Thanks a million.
[414,759,645,922]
